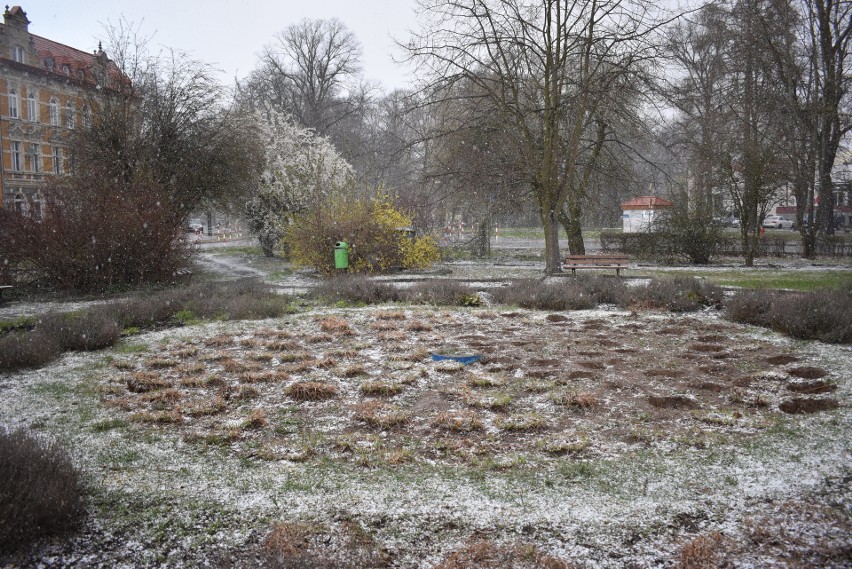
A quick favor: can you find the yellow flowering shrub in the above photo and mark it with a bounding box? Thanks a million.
[286,195,440,274]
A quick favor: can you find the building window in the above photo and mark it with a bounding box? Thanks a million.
[31,193,42,220]
[11,141,22,171]
[52,146,62,174]
[13,192,25,214]
[8,88,18,119]
[27,143,40,172]
[12,45,24,63]
[65,101,75,128]
[82,105,90,128]
[49,98,59,126]
[27,92,36,121]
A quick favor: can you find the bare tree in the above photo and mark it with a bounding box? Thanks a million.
[759,0,852,252]
[424,78,528,255]
[664,0,790,266]
[73,20,263,216]
[407,0,666,273]
[247,18,368,136]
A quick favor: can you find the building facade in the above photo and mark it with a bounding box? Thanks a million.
[621,195,674,233]
[0,5,113,213]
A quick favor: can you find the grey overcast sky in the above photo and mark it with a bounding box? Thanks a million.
[16,0,420,91]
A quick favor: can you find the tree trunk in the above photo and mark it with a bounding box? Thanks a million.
[473,216,492,258]
[817,167,835,235]
[558,205,585,255]
[541,206,563,275]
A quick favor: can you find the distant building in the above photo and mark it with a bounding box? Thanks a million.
[0,5,120,213]
[621,195,673,233]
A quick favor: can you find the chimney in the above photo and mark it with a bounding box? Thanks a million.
[3,6,30,31]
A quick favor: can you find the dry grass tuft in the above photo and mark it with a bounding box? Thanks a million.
[141,388,182,404]
[185,395,226,417]
[465,393,512,411]
[173,347,199,359]
[676,531,723,569]
[243,408,268,429]
[204,334,234,348]
[406,320,433,332]
[236,385,260,399]
[390,347,429,362]
[143,357,178,369]
[355,402,410,429]
[497,413,547,432]
[435,361,466,374]
[176,362,205,376]
[540,436,590,455]
[130,410,182,424]
[786,380,837,394]
[359,381,404,397]
[375,310,406,320]
[377,330,407,342]
[644,369,686,378]
[779,398,839,414]
[220,358,263,374]
[318,316,355,336]
[342,364,368,378]
[433,411,484,432]
[239,338,262,349]
[787,366,828,379]
[648,395,699,409]
[577,361,605,370]
[690,343,726,353]
[179,375,209,388]
[765,354,799,365]
[371,321,400,332]
[307,333,334,344]
[286,381,339,401]
[555,391,599,410]
[433,539,572,569]
[265,339,302,351]
[239,370,291,383]
[261,520,391,568]
[126,372,170,393]
[246,352,274,363]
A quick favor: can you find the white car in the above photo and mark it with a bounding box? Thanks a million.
[762,215,794,230]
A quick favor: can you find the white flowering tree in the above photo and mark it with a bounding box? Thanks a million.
[245,107,354,256]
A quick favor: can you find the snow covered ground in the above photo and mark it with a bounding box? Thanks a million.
[0,250,849,567]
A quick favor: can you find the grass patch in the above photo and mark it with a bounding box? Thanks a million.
[634,268,852,291]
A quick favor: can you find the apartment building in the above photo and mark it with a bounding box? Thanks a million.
[0,5,116,213]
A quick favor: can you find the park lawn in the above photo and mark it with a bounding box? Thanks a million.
[632,267,852,291]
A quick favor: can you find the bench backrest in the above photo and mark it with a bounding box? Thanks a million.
[563,255,628,266]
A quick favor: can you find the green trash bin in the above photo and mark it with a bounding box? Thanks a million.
[334,241,349,270]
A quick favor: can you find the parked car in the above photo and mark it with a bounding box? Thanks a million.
[762,215,794,230]
[184,219,204,233]
[717,214,739,228]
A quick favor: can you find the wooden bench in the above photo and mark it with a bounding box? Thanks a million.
[0,285,12,303]
[562,254,629,276]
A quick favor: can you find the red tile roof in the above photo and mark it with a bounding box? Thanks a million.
[31,34,106,84]
[620,196,674,210]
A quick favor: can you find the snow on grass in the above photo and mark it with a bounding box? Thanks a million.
[0,306,849,567]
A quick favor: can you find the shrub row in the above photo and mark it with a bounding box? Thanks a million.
[0,279,292,372]
[598,231,852,259]
[312,275,722,313]
[726,289,852,344]
[311,277,482,306]
[0,429,85,554]
[493,277,723,313]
